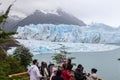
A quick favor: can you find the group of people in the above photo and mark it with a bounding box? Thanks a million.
[27,59,102,80]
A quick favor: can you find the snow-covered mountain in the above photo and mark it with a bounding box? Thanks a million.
[2,9,86,32]
[16,9,86,27]
[14,23,120,44]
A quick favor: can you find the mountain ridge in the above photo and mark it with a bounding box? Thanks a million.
[16,9,86,27]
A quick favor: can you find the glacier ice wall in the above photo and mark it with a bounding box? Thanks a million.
[14,24,120,43]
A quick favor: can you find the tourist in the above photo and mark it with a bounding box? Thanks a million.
[48,61,55,76]
[87,68,102,80]
[67,59,73,70]
[27,59,42,80]
[50,66,58,80]
[62,63,73,80]
[51,70,64,80]
[61,63,68,80]
[40,61,49,80]
[74,64,87,80]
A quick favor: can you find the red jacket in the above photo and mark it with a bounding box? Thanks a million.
[62,69,73,80]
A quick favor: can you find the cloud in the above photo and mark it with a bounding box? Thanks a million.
[0,0,120,27]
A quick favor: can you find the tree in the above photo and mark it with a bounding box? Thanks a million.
[0,1,28,79]
[0,55,26,80]
[0,1,17,54]
[0,46,7,59]
[52,44,75,65]
[52,50,76,65]
[52,53,65,64]
[13,46,33,67]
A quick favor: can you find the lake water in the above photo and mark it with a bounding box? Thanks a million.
[33,47,120,80]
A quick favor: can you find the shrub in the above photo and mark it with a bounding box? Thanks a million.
[13,46,33,67]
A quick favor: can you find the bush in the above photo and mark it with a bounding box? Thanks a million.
[0,55,25,76]
[13,46,33,67]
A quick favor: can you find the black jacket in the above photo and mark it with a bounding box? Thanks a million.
[52,76,64,80]
[74,69,86,80]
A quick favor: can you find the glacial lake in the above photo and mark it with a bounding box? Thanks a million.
[33,47,120,80]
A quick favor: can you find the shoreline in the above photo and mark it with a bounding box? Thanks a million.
[34,47,120,56]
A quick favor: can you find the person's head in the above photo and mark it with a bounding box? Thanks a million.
[56,70,62,76]
[67,59,71,64]
[62,63,67,69]
[33,59,38,66]
[41,61,47,68]
[91,68,97,74]
[67,64,73,71]
[77,64,83,71]
[52,66,58,73]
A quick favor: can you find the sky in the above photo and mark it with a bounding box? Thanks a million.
[0,0,120,27]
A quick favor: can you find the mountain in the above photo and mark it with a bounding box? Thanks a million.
[14,24,120,44]
[0,15,22,32]
[17,9,86,27]
[89,23,117,31]
[1,9,86,32]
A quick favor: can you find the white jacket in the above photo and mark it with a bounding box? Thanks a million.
[28,65,42,80]
[87,73,97,80]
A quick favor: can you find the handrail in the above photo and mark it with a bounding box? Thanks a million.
[8,72,28,77]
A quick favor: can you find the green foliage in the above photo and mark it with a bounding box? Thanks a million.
[52,53,65,64]
[52,44,75,65]
[0,2,29,79]
[0,14,8,23]
[0,47,7,60]
[0,29,17,43]
[0,55,26,80]
[0,3,16,46]
[9,76,29,80]
[0,76,11,80]
[0,29,17,39]
[13,46,33,67]
[0,75,29,80]
[0,55,25,76]
[0,46,29,79]
[52,45,76,64]
[7,55,25,74]
[0,60,10,76]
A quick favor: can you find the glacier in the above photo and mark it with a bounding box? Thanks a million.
[14,23,120,43]
[11,23,120,54]
[10,39,119,55]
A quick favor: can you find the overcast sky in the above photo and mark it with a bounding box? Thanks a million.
[0,0,120,27]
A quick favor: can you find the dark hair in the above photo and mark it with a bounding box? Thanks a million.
[56,70,62,76]
[91,68,97,73]
[68,59,71,64]
[67,64,73,71]
[77,64,82,68]
[62,63,67,69]
[33,59,38,64]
